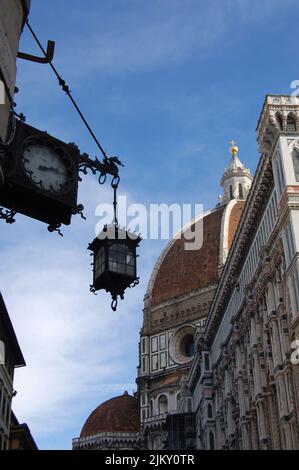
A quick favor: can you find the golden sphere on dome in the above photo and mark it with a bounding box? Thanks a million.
[229,140,239,156]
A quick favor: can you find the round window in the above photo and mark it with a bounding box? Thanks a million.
[180,334,195,357]
[169,325,196,365]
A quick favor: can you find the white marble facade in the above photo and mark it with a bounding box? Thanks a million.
[188,95,299,450]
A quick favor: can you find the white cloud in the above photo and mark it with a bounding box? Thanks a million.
[0,177,159,449]
[66,4,226,74]
[7,0,296,449]
[46,0,298,76]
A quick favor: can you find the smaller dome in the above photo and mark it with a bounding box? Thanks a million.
[80,392,139,438]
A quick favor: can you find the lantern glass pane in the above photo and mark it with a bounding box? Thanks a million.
[95,247,105,278]
[109,243,135,277]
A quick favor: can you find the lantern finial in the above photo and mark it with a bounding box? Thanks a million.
[229,140,239,157]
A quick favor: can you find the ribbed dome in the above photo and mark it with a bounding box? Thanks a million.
[150,206,225,306]
[148,201,245,306]
[80,392,139,438]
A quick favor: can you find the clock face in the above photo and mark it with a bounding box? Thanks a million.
[22,143,69,193]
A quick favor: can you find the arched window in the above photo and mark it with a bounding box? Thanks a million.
[153,434,161,450]
[177,393,181,410]
[180,334,194,358]
[267,281,276,312]
[229,185,233,200]
[292,148,299,182]
[150,399,154,417]
[158,394,168,414]
[207,403,213,418]
[0,80,4,106]
[275,112,283,130]
[287,113,296,132]
[209,431,215,450]
[238,183,244,199]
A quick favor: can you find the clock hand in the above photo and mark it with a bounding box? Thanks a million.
[38,165,62,175]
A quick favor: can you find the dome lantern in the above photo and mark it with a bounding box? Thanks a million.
[220,140,252,203]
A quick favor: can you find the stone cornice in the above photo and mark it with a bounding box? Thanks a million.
[73,431,141,449]
[136,364,189,387]
[187,352,202,391]
[204,152,273,347]
[256,95,299,156]
[149,284,216,313]
[142,285,215,336]
[278,185,299,223]
[256,95,299,132]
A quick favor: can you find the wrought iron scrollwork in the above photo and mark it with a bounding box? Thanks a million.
[79,152,124,188]
[90,285,97,295]
[111,297,118,312]
[72,203,86,220]
[48,223,63,237]
[130,278,140,289]
[0,208,17,224]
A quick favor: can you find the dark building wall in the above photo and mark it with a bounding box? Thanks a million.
[164,413,195,450]
[0,0,31,142]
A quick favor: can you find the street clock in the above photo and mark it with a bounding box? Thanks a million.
[0,119,80,227]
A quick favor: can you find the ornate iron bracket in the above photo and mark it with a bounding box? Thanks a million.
[72,203,86,220]
[48,223,63,237]
[0,208,16,224]
[129,277,140,289]
[18,40,55,64]
[90,285,98,295]
[111,297,118,312]
[111,292,125,312]
[79,152,124,188]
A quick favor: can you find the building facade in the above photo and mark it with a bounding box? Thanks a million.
[74,94,299,450]
[74,134,252,451]
[188,95,299,450]
[136,136,252,450]
[9,411,38,450]
[0,0,31,143]
[0,293,26,450]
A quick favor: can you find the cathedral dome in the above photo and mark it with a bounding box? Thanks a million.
[146,200,245,307]
[150,206,224,305]
[80,392,139,438]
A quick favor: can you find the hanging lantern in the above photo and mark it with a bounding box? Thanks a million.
[88,180,141,310]
[88,225,141,310]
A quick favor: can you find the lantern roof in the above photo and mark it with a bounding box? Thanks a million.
[89,225,142,252]
[96,224,141,241]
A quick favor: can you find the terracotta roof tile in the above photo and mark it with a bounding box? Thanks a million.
[228,201,245,250]
[151,206,225,306]
[80,392,139,438]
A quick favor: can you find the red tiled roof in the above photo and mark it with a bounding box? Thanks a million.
[151,206,225,305]
[80,392,139,438]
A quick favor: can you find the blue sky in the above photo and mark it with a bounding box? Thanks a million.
[1,0,299,449]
